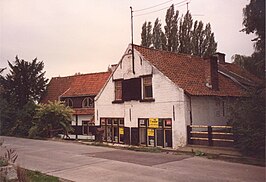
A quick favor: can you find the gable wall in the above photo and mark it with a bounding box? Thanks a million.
[95,47,190,147]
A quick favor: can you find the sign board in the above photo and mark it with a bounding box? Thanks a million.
[149,118,159,128]
[119,127,124,135]
[147,129,154,137]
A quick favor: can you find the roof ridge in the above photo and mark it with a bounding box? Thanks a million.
[51,71,111,79]
[132,44,203,60]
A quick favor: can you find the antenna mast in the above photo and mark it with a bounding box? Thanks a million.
[130,6,135,74]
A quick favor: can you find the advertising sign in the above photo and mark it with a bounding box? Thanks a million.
[147,129,154,136]
[119,127,124,135]
[149,118,159,128]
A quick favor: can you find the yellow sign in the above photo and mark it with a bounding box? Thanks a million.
[149,118,159,128]
[147,129,154,137]
[119,127,124,135]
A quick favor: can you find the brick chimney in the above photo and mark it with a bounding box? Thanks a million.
[214,52,225,64]
[205,56,219,90]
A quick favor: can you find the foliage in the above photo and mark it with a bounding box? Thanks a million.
[235,0,265,79]
[228,87,265,158]
[0,56,48,137]
[164,4,179,52]
[194,150,205,156]
[229,0,265,158]
[140,4,217,57]
[1,56,48,109]
[26,170,59,182]
[141,21,153,48]
[152,18,166,50]
[30,101,74,138]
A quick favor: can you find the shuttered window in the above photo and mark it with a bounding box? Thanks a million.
[122,78,141,101]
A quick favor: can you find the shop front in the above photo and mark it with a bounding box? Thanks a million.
[100,118,126,144]
[138,118,172,148]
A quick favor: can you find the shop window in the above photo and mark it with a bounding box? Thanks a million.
[64,98,73,108]
[114,80,122,101]
[82,97,94,108]
[143,76,153,99]
[100,118,125,144]
[113,119,118,125]
[119,119,124,126]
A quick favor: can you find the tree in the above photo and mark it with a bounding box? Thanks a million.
[179,11,193,54]
[238,0,265,78]
[228,87,265,158]
[140,4,217,57]
[201,23,217,57]
[229,0,265,158]
[141,21,153,48]
[152,18,164,50]
[0,56,48,136]
[29,101,74,138]
[164,4,179,52]
[2,56,48,109]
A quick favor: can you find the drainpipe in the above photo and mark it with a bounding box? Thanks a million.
[75,115,78,140]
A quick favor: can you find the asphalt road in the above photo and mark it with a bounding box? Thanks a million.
[1,136,265,182]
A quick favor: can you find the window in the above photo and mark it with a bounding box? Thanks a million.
[114,80,122,101]
[122,78,141,101]
[143,76,153,99]
[64,98,73,108]
[82,97,94,108]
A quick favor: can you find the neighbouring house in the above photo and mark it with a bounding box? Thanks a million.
[95,44,261,148]
[41,71,111,139]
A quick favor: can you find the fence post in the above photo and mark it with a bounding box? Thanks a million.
[187,125,192,144]
[208,126,213,146]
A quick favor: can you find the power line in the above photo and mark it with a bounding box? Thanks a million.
[134,0,173,12]
[134,0,189,17]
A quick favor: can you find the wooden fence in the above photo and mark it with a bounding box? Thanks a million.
[187,125,234,147]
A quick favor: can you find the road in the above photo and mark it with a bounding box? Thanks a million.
[1,136,265,182]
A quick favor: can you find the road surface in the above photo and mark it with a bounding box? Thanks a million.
[1,136,265,182]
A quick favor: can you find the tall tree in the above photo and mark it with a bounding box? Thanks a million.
[240,0,265,78]
[152,18,163,49]
[141,21,152,48]
[201,23,217,57]
[2,56,48,109]
[229,0,265,159]
[164,4,179,52]
[191,20,204,56]
[179,11,193,54]
[140,4,217,57]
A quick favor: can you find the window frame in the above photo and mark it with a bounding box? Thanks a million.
[141,75,154,102]
[64,98,73,108]
[114,80,123,101]
[82,97,94,108]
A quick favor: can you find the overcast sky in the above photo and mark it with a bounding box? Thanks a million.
[0,0,255,79]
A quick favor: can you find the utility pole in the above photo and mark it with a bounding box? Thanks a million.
[130,6,135,74]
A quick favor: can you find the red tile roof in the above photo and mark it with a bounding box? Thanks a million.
[73,108,94,115]
[41,72,111,103]
[134,45,260,97]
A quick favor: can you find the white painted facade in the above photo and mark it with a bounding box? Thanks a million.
[190,96,232,126]
[71,115,93,126]
[95,45,230,148]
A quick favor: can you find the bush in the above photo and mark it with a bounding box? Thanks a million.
[228,87,265,158]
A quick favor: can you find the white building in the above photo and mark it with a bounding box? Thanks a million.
[95,44,260,148]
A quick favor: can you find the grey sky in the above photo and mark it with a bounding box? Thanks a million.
[0,0,254,79]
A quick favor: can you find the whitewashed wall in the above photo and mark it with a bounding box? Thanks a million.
[95,46,189,148]
[71,115,93,126]
[191,96,231,126]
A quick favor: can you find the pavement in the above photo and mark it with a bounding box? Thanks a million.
[1,136,265,182]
